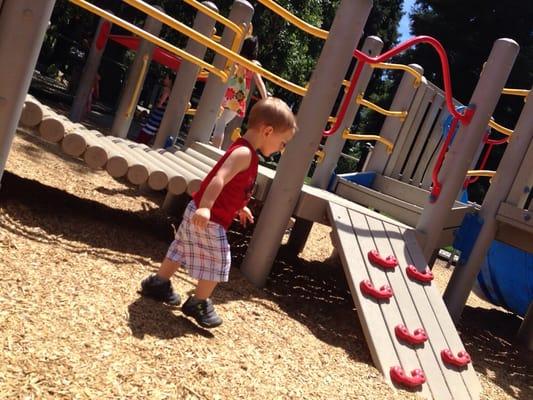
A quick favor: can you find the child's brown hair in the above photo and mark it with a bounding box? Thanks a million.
[247,97,297,133]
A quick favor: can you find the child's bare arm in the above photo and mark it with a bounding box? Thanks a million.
[192,147,252,229]
[252,61,268,99]
[253,72,268,99]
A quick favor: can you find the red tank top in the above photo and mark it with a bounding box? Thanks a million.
[193,138,259,229]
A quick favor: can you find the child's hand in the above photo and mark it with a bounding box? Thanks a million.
[192,207,210,230]
[237,206,254,227]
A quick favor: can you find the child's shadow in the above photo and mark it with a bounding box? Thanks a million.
[127,297,214,339]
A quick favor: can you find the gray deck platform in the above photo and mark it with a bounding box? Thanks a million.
[328,201,481,399]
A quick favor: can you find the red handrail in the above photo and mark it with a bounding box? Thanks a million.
[323,36,474,137]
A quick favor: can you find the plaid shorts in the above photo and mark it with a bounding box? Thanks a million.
[166,201,231,282]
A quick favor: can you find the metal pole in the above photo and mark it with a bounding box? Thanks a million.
[517,303,533,351]
[240,0,373,287]
[184,0,254,148]
[111,10,163,138]
[416,38,519,260]
[70,17,111,122]
[153,1,218,149]
[0,0,56,184]
[443,87,533,322]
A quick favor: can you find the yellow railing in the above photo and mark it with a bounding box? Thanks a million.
[123,0,237,74]
[183,0,243,38]
[356,94,408,121]
[314,149,325,163]
[231,127,242,142]
[371,62,423,87]
[340,62,422,91]
[256,0,328,39]
[501,88,530,97]
[466,170,496,178]
[126,54,149,117]
[69,0,228,82]
[122,0,308,95]
[488,119,513,137]
[342,129,394,154]
[182,0,245,64]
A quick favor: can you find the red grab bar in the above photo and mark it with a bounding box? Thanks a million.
[324,36,473,138]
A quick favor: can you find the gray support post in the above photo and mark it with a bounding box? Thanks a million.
[517,303,533,350]
[111,11,163,138]
[311,36,384,188]
[364,64,423,174]
[285,36,384,254]
[184,0,254,148]
[416,38,519,260]
[153,1,218,149]
[443,87,533,323]
[70,17,111,122]
[0,0,56,184]
[240,0,373,287]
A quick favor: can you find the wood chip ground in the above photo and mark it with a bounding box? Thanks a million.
[0,131,531,399]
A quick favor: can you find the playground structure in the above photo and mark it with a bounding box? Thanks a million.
[1,0,532,397]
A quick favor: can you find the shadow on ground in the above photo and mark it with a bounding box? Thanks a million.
[2,171,531,399]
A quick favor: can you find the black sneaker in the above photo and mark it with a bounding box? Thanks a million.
[139,274,181,305]
[181,296,222,328]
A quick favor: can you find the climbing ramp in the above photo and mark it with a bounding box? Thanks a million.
[327,201,481,399]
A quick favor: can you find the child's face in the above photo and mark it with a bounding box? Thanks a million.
[259,126,295,157]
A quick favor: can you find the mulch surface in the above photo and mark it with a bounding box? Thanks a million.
[1,130,531,399]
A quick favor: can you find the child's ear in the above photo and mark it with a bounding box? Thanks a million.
[262,124,274,137]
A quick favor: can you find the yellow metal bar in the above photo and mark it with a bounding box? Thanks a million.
[488,119,513,136]
[466,170,496,178]
[123,0,241,71]
[183,0,243,37]
[68,0,228,82]
[314,149,325,163]
[231,127,242,142]
[356,94,408,121]
[185,108,196,116]
[126,54,149,117]
[182,0,245,71]
[342,129,394,154]
[371,62,423,87]
[256,0,328,39]
[501,88,530,97]
[122,0,306,95]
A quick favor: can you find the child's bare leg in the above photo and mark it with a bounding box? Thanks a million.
[194,280,218,300]
[157,257,181,280]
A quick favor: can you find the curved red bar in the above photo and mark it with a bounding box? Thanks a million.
[395,324,428,345]
[406,265,434,283]
[367,249,398,270]
[360,279,393,300]
[441,349,471,367]
[324,36,474,138]
[390,366,426,388]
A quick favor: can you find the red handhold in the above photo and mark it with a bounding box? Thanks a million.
[406,264,434,283]
[441,349,471,367]
[368,249,398,270]
[395,324,428,345]
[390,366,426,388]
[360,279,393,300]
